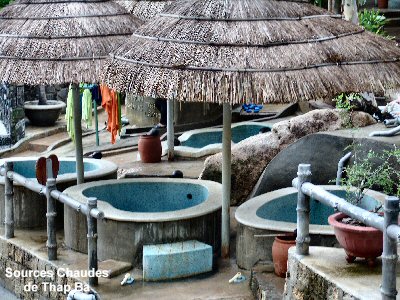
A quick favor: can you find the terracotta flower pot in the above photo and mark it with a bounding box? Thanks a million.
[138,135,162,163]
[328,212,383,266]
[378,0,388,9]
[272,234,296,278]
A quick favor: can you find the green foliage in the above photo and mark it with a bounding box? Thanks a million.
[341,146,400,209]
[0,0,12,8]
[358,9,393,38]
[332,93,361,128]
[333,93,360,111]
[314,0,322,7]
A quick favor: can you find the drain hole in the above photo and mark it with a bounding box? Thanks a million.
[187,194,193,200]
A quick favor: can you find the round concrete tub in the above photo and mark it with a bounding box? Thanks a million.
[64,178,222,266]
[0,157,118,228]
[235,185,385,270]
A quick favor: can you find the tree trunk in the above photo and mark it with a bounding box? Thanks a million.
[343,0,359,25]
[38,85,47,105]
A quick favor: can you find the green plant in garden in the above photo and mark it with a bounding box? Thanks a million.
[341,146,400,208]
[358,9,393,38]
[333,93,359,111]
[333,93,360,128]
[0,0,11,8]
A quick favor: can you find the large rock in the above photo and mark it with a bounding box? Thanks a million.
[199,109,376,206]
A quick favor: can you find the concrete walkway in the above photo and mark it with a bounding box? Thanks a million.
[0,209,261,300]
[285,246,400,299]
[0,285,19,300]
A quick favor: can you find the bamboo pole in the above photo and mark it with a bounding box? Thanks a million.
[4,162,14,239]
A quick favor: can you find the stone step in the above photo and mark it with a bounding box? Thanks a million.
[143,240,213,281]
[385,17,400,27]
[28,132,69,153]
[98,259,132,279]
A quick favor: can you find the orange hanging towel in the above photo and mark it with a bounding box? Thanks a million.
[100,84,119,144]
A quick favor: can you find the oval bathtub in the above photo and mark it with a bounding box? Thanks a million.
[0,157,118,228]
[162,122,272,158]
[235,186,385,270]
[64,178,222,265]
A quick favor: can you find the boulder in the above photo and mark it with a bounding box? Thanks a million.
[199,109,376,206]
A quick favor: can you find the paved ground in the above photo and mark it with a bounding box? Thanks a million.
[0,285,19,300]
[0,208,283,300]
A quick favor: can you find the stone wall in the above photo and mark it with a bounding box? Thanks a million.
[284,249,356,300]
[0,238,80,300]
[0,84,25,148]
[200,109,376,206]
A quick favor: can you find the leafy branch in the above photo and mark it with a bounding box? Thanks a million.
[341,146,400,208]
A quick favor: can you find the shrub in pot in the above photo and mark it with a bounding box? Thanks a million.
[329,147,400,265]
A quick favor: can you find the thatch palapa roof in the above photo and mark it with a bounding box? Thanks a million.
[0,0,142,85]
[103,0,400,104]
[113,0,173,21]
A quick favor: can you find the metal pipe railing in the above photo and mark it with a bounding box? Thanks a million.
[46,158,57,261]
[1,161,104,288]
[295,164,311,255]
[381,196,399,300]
[336,151,352,185]
[369,124,400,137]
[87,197,98,287]
[4,162,14,239]
[0,167,103,220]
[384,117,400,127]
[293,164,400,299]
[293,178,385,231]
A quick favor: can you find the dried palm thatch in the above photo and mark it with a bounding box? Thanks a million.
[0,0,142,85]
[103,0,400,104]
[113,0,173,21]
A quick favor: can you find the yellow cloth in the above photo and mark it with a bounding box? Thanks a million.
[65,84,75,142]
[82,89,92,128]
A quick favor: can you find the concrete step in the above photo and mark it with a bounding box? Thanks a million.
[385,17,400,27]
[376,8,400,19]
[28,131,69,153]
[143,240,213,281]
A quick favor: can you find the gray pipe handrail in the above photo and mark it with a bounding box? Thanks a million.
[0,167,104,219]
[1,161,104,291]
[384,117,400,127]
[369,124,400,137]
[336,151,352,186]
[293,164,400,300]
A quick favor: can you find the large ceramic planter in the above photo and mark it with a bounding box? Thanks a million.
[272,234,296,277]
[138,135,162,163]
[328,212,383,266]
[24,100,66,126]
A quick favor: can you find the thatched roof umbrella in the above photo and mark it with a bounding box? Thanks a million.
[113,0,173,21]
[102,0,400,257]
[0,0,141,184]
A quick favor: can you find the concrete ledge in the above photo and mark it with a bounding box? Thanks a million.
[284,247,400,300]
[0,230,89,300]
[143,241,212,281]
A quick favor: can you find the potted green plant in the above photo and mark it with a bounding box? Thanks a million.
[328,147,400,265]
